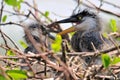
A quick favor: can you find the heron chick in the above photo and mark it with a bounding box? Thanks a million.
[24,23,55,53]
[55,10,108,52]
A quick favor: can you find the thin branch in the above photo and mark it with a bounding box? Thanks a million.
[61,40,67,64]
[0,0,4,22]
[83,0,120,17]
[0,64,10,79]
[23,1,52,22]
[0,30,19,49]
[98,0,120,9]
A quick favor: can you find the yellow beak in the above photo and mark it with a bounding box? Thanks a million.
[58,26,76,35]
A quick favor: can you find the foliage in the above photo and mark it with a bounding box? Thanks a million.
[101,54,111,68]
[44,11,50,17]
[4,0,23,10]
[6,50,18,62]
[7,50,15,56]
[102,32,109,39]
[103,19,118,39]
[0,75,7,80]
[6,69,27,80]
[1,0,120,79]
[101,54,120,68]
[0,69,27,80]
[102,19,119,68]
[19,40,28,49]
[2,15,7,22]
[111,57,120,65]
[51,35,62,52]
[109,19,118,32]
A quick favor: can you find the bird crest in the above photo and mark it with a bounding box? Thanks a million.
[72,9,97,19]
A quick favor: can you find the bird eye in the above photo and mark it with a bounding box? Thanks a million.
[78,16,81,20]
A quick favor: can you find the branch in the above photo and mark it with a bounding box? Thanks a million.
[83,0,120,17]
[23,1,53,22]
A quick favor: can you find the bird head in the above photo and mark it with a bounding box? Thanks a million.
[55,10,99,35]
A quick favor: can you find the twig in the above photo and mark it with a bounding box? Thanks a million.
[95,74,115,80]
[0,64,10,80]
[1,59,27,66]
[98,0,120,9]
[0,29,9,50]
[83,0,120,17]
[52,53,78,80]
[0,21,66,71]
[23,1,52,22]
[91,65,103,78]
[0,0,4,22]
[0,0,10,52]
[0,30,19,49]
[64,44,120,57]
[61,40,67,64]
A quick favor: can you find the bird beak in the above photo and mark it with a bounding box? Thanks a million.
[55,17,78,35]
[55,17,78,23]
[58,26,76,35]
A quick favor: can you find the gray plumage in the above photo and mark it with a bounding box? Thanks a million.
[56,10,108,52]
[71,31,104,52]
[24,23,55,53]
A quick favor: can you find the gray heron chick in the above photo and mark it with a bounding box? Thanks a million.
[55,10,108,52]
[24,23,55,53]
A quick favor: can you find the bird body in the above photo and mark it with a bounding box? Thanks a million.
[71,30,105,52]
[56,10,108,52]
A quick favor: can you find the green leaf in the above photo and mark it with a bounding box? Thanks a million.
[0,75,7,80]
[101,54,111,68]
[116,37,120,41]
[19,40,28,48]
[109,19,118,32]
[102,32,109,39]
[7,50,17,61]
[16,0,23,10]
[7,50,15,56]
[5,0,18,7]
[2,15,7,22]
[4,0,23,10]
[6,70,27,80]
[111,57,120,65]
[44,11,49,17]
[51,35,62,52]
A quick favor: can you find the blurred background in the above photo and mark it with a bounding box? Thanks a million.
[0,1,120,80]
[0,0,120,54]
